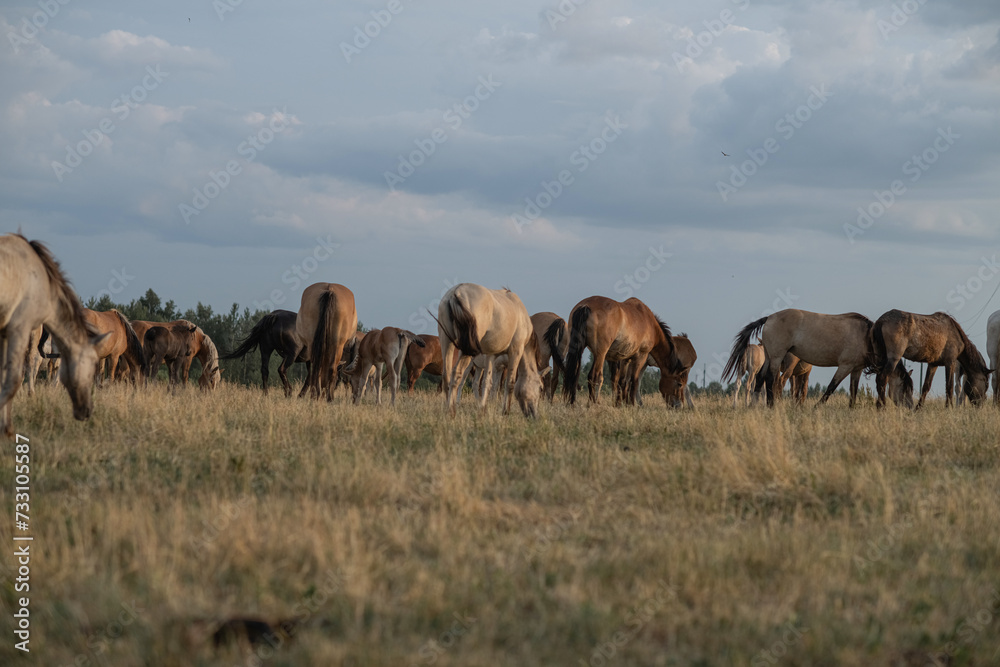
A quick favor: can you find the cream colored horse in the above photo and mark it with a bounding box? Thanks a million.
[294,283,357,401]
[1,234,107,437]
[731,343,765,407]
[437,283,542,417]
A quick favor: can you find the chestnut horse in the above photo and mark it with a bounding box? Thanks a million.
[347,327,425,406]
[533,312,568,401]
[223,310,304,396]
[563,296,677,406]
[295,283,357,401]
[1,234,107,437]
[724,309,905,407]
[610,334,697,408]
[871,309,991,408]
[731,343,765,407]
[404,334,444,393]
[82,308,147,385]
[436,283,542,417]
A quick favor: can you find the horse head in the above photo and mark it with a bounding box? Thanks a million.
[60,328,110,421]
[962,368,991,406]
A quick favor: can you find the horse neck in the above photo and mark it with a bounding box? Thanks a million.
[958,342,984,372]
[45,294,88,356]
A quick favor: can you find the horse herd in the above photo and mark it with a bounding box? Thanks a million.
[2,233,999,437]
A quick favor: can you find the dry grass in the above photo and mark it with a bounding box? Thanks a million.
[2,382,1000,666]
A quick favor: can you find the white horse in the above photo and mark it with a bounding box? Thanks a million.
[437,284,542,417]
[988,310,1000,406]
[731,343,765,406]
[1,234,107,438]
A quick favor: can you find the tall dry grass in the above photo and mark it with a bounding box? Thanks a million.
[1,381,999,666]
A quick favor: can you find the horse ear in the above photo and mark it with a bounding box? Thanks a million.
[188,325,197,332]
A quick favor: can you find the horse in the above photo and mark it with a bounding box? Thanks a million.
[609,334,696,409]
[533,312,568,401]
[563,296,677,407]
[295,283,357,401]
[750,352,812,405]
[722,308,913,408]
[1,234,108,438]
[82,308,147,385]
[195,332,221,390]
[336,330,365,395]
[870,309,991,408]
[346,327,425,406]
[988,310,1000,406]
[223,310,305,396]
[404,334,445,393]
[731,343,765,407]
[436,283,542,418]
[143,322,197,387]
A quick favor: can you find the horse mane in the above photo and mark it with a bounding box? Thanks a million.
[22,235,92,338]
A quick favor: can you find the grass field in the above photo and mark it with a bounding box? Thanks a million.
[2,381,999,666]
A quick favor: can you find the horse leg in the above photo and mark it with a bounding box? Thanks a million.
[944,363,955,408]
[478,361,494,412]
[441,341,457,414]
[916,366,937,409]
[732,373,742,408]
[848,370,861,407]
[588,350,608,404]
[1,330,30,438]
[818,366,851,405]
[391,351,406,407]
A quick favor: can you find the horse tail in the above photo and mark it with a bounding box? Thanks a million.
[563,305,591,404]
[866,319,887,375]
[312,291,337,388]
[223,312,275,360]
[447,293,481,357]
[722,316,768,382]
[544,317,567,381]
[115,310,148,376]
[398,329,426,347]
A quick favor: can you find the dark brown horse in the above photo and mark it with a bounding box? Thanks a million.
[223,310,305,396]
[404,334,444,393]
[143,322,197,386]
[563,296,677,406]
[871,309,991,408]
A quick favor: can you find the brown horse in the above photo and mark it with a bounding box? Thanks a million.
[731,343,766,407]
[871,309,991,408]
[194,332,221,390]
[143,322,197,386]
[404,334,444,393]
[724,309,915,407]
[82,308,147,385]
[563,296,677,406]
[223,310,304,396]
[533,312,568,401]
[610,334,696,408]
[347,327,425,406]
[1,234,107,437]
[436,283,542,417]
[295,283,357,401]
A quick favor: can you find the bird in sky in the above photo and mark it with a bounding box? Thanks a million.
[721,151,730,156]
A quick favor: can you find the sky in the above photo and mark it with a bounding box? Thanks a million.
[2,0,999,394]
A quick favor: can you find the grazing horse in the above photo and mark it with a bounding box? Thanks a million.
[533,312,568,401]
[295,283,357,401]
[195,332,221,390]
[751,352,812,405]
[347,327,425,406]
[610,334,697,408]
[223,310,304,396]
[731,343,765,407]
[722,308,912,407]
[870,309,991,408]
[143,322,197,386]
[25,326,62,395]
[563,296,677,406]
[988,310,1000,406]
[404,334,445,393]
[82,308,147,385]
[1,234,107,438]
[436,283,543,418]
